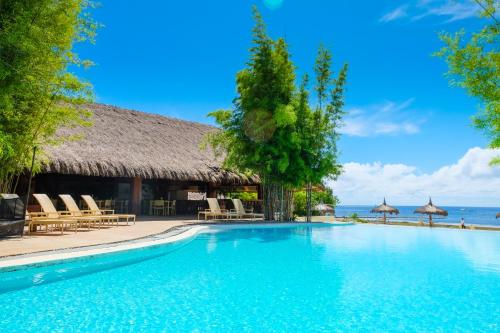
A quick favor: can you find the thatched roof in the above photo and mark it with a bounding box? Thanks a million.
[371,198,399,215]
[43,103,259,185]
[414,198,448,216]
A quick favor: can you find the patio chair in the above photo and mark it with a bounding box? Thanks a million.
[30,193,99,230]
[152,200,167,216]
[169,200,176,215]
[59,194,119,227]
[198,198,238,220]
[30,194,84,234]
[81,195,136,224]
[232,199,264,220]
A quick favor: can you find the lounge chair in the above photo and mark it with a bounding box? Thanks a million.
[59,194,119,227]
[198,198,238,220]
[26,214,78,235]
[232,199,264,220]
[81,195,136,225]
[33,193,98,230]
[29,194,85,234]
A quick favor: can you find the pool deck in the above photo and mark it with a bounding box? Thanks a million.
[0,218,194,258]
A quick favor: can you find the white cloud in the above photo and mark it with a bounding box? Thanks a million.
[341,98,425,137]
[379,5,409,22]
[414,1,479,22]
[328,147,500,206]
[380,0,480,23]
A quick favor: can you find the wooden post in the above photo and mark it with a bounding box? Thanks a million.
[257,184,263,200]
[131,176,142,215]
[207,182,216,198]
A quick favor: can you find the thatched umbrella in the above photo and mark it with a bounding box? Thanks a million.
[371,198,399,223]
[414,198,448,226]
[496,212,500,219]
[313,203,335,215]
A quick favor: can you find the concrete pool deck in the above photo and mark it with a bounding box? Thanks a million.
[0,219,195,258]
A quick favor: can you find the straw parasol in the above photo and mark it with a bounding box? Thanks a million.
[371,198,399,223]
[414,198,448,226]
[313,203,335,215]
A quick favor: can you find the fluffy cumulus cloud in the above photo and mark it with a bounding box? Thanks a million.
[341,98,425,137]
[328,147,500,206]
[380,0,480,24]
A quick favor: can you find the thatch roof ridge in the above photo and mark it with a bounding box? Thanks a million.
[43,103,258,185]
[91,102,218,131]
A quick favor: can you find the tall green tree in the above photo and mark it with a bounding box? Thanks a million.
[0,0,98,193]
[301,46,348,221]
[208,7,299,220]
[435,0,499,164]
[208,7,348,220]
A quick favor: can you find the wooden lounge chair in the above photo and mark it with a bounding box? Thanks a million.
[26,213,79,235]
[232,199,264,220]
[33,193,98,230]
[81,195,136,224]
[198,198,238,220]
[29,194,85,234]
[59,194,119,227]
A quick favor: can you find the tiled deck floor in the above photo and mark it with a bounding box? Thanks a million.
[0,217,200,257]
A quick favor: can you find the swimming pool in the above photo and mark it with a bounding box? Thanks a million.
[0,223,499,332]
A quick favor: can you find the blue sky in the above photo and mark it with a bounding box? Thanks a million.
[74,0,498,205]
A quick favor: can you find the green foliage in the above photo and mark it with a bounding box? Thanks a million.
[293,188,340,216]
[207,7,348,221]
[349,213,365,223]
[0,0,98,192]
[435,1,499,164]
[225,192,258,201]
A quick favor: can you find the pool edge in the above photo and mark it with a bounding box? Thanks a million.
[0,225,208,271]
[0,222,353,271]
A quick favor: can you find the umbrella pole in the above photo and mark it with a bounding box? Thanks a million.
[384,213,386,224]
[429,214,433,227]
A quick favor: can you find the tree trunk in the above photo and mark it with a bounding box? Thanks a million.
[283,188,294,221]
[306,182,312,222]
[262,180,294,221]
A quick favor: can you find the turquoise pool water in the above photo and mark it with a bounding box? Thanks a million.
[1,224,499,332]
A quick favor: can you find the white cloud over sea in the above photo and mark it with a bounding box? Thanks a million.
[328,147,500,207]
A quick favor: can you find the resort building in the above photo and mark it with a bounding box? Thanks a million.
[30,104,260,215]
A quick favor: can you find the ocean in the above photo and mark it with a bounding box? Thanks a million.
[335,205,500,227]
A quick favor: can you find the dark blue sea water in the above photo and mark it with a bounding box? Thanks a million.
[335,205,500,226]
